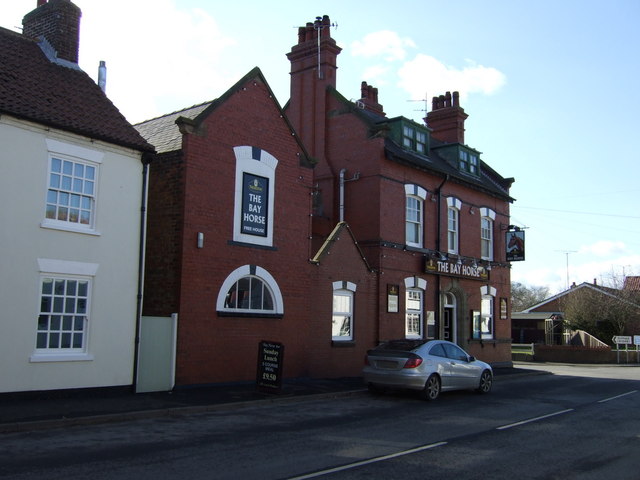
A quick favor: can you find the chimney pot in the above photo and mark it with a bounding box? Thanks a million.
[98,60,107,92]
[425,90,467,144]
[357,81,385,116]
[452,91,460,107]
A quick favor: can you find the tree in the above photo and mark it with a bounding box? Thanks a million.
[560,279,640,343]
[511,282,550,312]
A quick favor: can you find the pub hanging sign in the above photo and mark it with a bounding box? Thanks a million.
[505,230,525,262]
[241,173,269,237]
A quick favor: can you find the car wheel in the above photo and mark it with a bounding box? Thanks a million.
[422,374,440,401]
[476,370,493,394]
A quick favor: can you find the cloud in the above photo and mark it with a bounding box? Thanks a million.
[397,54,506,104]
[578,240,626,257]
[361,65,391,86]
[79,1,237,123]
[511,266,565,294]
[513,252,640,295]
[350,31,415,61]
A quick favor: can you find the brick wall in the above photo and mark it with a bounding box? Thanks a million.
[143,151,184,316]
[168,75,322,385]
[22,0,81,63]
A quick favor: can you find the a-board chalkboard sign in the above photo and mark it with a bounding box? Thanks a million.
[257,340,284,393]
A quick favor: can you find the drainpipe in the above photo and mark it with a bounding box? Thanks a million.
[434,175,449,340]
[338,168,361,222]
[339,169,346,222]
[132,153,152,393]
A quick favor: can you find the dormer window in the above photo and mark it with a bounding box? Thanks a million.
[458,149,479,175]
[416,131,427,154]
[401,123,429,155]
[403,126,414,148]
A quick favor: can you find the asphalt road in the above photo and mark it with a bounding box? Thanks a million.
[1,364,638,480]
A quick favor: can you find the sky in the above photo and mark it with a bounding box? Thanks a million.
[4,0,640,295]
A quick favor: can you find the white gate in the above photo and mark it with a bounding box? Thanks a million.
[136,314,177,393]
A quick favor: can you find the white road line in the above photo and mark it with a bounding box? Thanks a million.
[287,442,447,480]
[598,390,638,403]
[496,409,574,430]
[289,391,636,479]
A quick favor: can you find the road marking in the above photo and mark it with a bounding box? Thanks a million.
[288,391,636,479]
[286,442,447,479]
[496,409,574,430]
[598,390,638,403]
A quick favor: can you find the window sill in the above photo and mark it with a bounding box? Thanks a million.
[30,352,94,363]
[331,340,355,348]
[227,240,277,251]
[217,311,283,319]
[41,220,101,236]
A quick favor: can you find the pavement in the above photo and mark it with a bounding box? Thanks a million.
[0,366,542,433]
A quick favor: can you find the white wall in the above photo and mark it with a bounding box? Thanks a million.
[0,116,145,392]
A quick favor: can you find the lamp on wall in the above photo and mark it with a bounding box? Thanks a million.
[197,232,204,249]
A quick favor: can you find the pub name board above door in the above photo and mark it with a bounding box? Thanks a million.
[425,258,489,281]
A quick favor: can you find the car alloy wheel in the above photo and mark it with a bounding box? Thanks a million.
[422,373,440,401]
[477,370,493,394]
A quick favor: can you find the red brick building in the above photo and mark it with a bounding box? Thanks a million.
[286,17,515,366]
[138,15,515,389]
[137,69,376,386]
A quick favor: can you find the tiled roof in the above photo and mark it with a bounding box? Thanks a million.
[135,102,211,154]
[0,26,153,152]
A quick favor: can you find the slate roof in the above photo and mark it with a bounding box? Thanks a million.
[329,87,514,201]
[520,282,640,314]
[135,102,210,154]
[0,26,153,152]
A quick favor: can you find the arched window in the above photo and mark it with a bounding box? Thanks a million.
[224,276,274,311]
[217,265,283,317]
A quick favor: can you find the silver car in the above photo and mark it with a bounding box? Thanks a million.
[363,339,493,400]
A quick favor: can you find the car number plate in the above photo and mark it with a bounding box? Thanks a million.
[376,360,399,369]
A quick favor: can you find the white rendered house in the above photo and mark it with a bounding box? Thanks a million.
[0,0,154,393]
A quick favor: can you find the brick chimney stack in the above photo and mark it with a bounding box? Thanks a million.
[358,81,385,116]
[425,91,468,144]
[286,15,341,159]
[23,0,82,64]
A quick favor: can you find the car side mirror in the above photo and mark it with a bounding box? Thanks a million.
[468,356,476,362]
